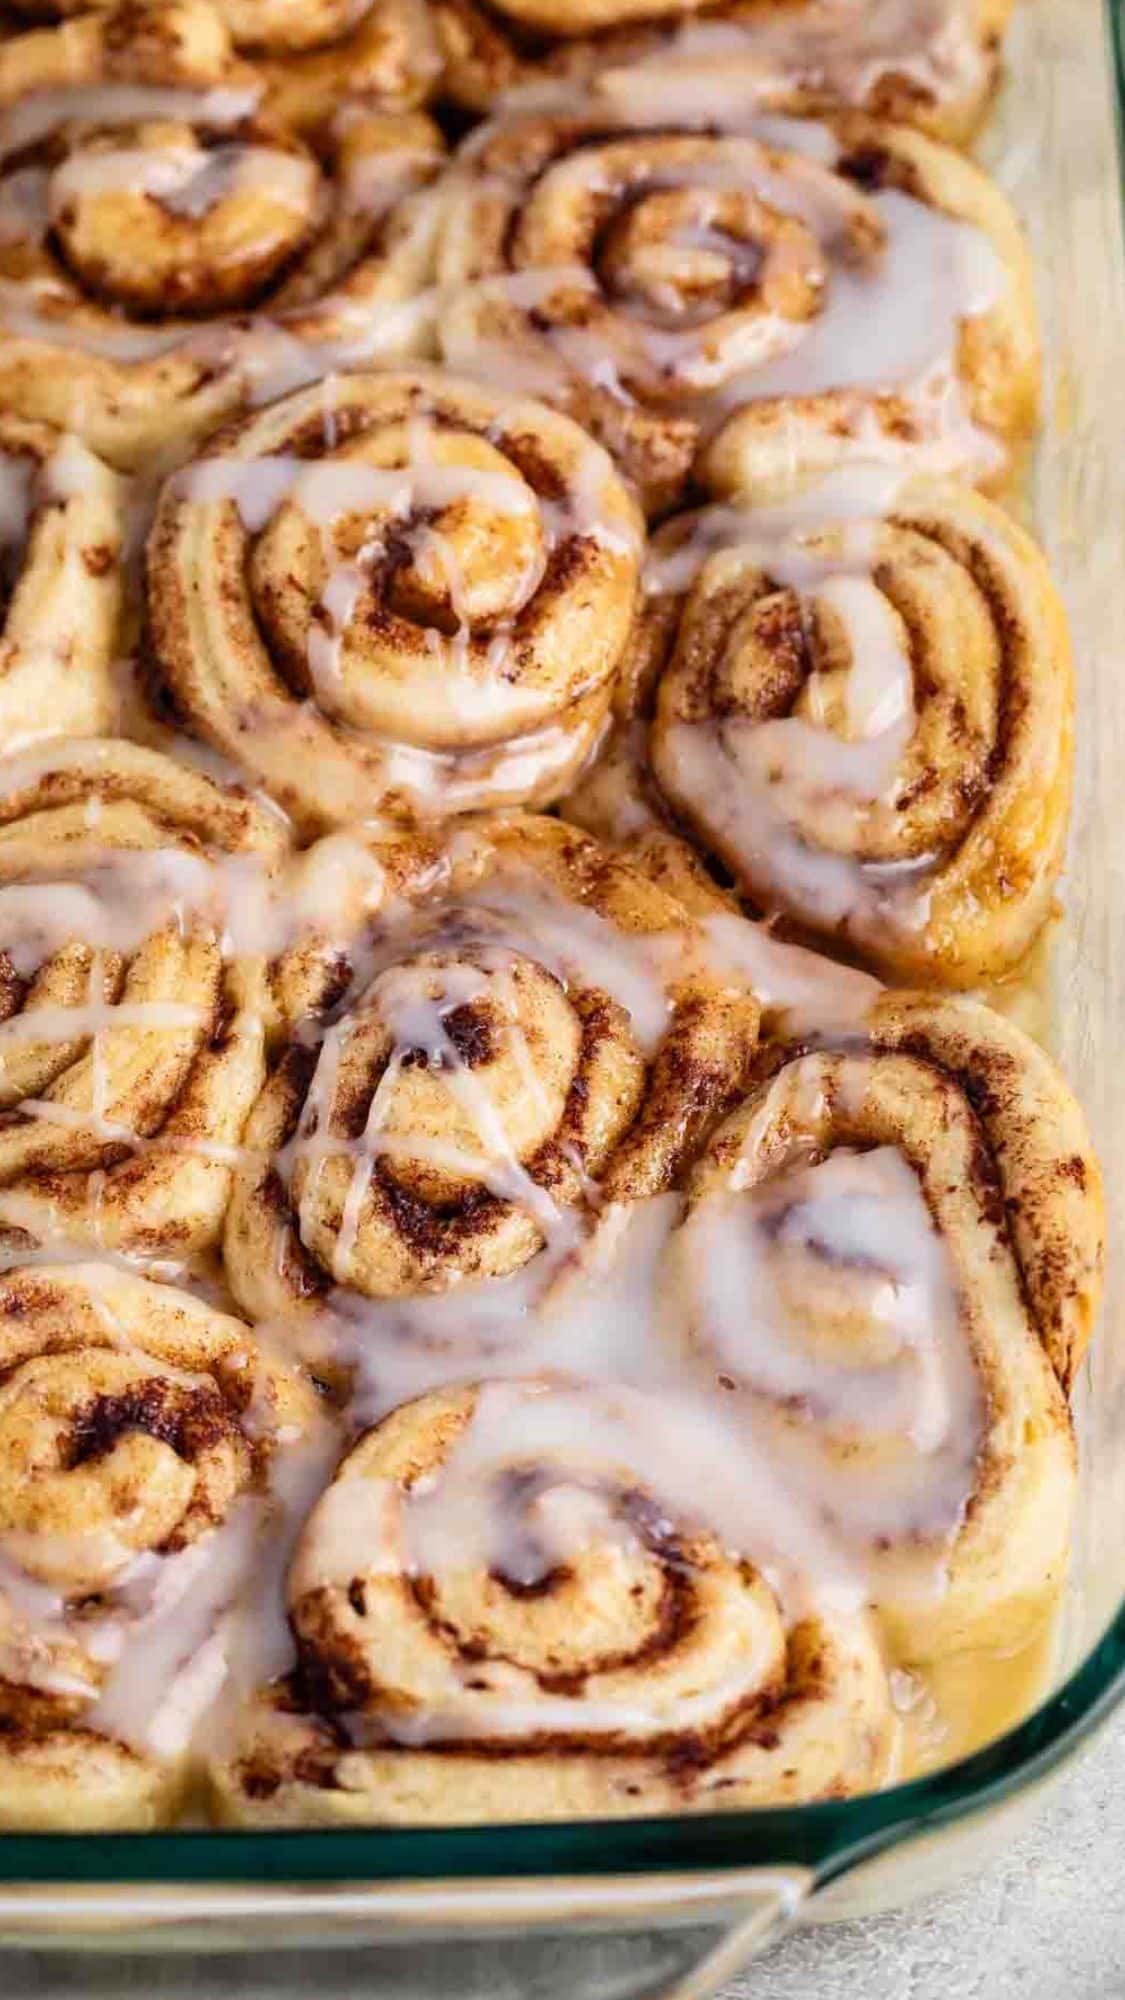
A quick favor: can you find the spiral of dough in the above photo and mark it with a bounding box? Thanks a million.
[436,104,1036,514]
[212,1374,895,1824]
[0,737,289,1256]
[670,990,1102,1669]
[222,811,759,1325]
[643,474,1072,984]
[146,368,643,829]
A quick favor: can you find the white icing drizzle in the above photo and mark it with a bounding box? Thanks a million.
[678,1144,982,1540]
[266,863,682,1330]
[174,454,539,534]
[295,1370,870,1748]
[48,143,319,221]
[0,433,109,567]
[0,6,1042,1776]
[281,951,580,1285]
[397,1377,853,1598]
[83,1501,266,1759]
[0,850,278,977]
[0,86,261,165]
[701,911,881,1035]
[722,187,1000,404]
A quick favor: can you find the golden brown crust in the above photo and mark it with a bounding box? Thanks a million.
[239,0,440,134]
[145,369,644,831]
[868,991,1105,1394]
[0,415,125,755]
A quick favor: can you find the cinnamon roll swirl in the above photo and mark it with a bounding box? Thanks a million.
[0,415,125,754]
[212,1375,895,1825]
[635,471,1073,985]
[0,737,290,1258]
[436,103,1035,516]
[0,1260,320,1829]
[437,0,1011,146]
[669,991,1103,1675]
[145,370,643,830]
[222,812,758,1334]
[0,0,442,470]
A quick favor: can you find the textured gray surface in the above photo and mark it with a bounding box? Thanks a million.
[727,1713,1125,2000]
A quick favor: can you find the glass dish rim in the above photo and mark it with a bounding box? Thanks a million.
[0,1612,1123,1885]
[1,0,1123,1901]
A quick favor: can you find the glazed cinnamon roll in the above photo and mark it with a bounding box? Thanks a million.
[222,812,758,1340]
[631,472,1072,986]
[145,370,643,830]
[0,737,290,1258]
[0,1260,321,1829]
[437,0,1011,146]
[436,103,1036,515]
[0,415,125,754]
[0,0,442,470]
[211,1374,895,1825]
[669,991,1103,1678]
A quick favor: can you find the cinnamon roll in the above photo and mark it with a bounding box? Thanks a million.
[0,737,290,1258]
[0,1260,321,1829]
[436,103,1036,514]
[211,1375,895,1825]
[632,471,1073,986]
[437,0,1012,146]
[0,415,125,754]
[222,812,758,1338]
[145,370,644,830]
[0,0,442,470]
[668,990,1103,1678]
[214,0,439,137]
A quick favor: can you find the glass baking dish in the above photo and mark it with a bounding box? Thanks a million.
[0,0,1122,1985]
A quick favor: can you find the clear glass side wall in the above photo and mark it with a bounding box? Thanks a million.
[0,0,1123,1894]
